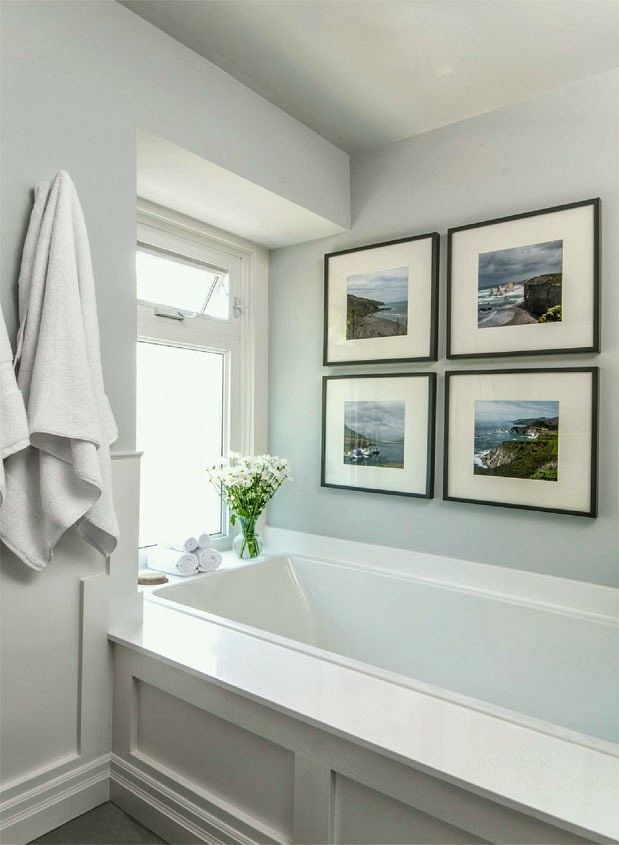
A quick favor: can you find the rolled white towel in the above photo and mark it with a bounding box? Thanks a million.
[160,535,199,553]
[197,548,222,573]
[197,532,212,549]
[146,546,199,577]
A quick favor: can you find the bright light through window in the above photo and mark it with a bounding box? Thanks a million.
[137,248,230,319]
[137,341,225,546]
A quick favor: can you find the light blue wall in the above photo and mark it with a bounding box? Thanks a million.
[0,0,349,451]
[268,70,619,588]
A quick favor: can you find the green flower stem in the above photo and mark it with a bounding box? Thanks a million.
[238,517,260,558]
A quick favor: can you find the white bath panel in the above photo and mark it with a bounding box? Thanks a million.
[109,626,615,844]
[135,681,295,840]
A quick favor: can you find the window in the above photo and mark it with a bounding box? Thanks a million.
[136,218,244,549]
[137,247,230,319]
[137,342,224,543]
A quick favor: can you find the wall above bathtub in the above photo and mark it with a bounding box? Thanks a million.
[1,0,350,451]
[268,69,619,588]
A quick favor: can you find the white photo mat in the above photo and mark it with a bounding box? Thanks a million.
[445,370,596,515]
[323,374,434,496]
[325,236,437,363]
[449,202,597,356]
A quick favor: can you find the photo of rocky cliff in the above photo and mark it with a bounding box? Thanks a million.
[346,266,408,340]
[477,240,563,329]
[474,400,559,481]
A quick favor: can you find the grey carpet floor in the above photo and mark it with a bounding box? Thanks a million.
[28,802,166,845]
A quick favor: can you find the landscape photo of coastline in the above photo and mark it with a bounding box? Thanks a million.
[477,239,563,329]
[473,400,559,481]
[344,400,405,468]
[346,266,409,340]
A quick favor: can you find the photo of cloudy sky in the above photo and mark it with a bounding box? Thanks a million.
[347,266,408,303]
[478,239,563,290]
[474,400,559,423]
[345,401,405,441]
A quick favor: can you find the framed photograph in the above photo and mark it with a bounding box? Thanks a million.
[447,198,599,358]
[322,372,436,498]
[443,368,598,517]
[323,233,439,365]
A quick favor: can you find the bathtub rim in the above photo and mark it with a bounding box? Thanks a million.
[264,525,618,621]
[146,552,618,757]
[151,550,618,626]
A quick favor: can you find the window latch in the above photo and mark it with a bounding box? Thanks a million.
[233,297,247,318]
[154,304,185,321]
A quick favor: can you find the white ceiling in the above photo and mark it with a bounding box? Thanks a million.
[137,130,346,248]
[122,0,618,154]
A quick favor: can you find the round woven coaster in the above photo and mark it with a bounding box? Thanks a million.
[138,569,169,586]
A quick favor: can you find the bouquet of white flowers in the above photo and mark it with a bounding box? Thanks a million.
[208,453,291,558]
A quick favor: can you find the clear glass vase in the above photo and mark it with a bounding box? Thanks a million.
[232,517,263,560]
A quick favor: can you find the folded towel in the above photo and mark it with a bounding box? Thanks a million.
[0,171,118,570]
[146,546,198,577]
[0,307,29,505]
[197,532,211,549]
[197,548,222,572]
[160,535,199,553]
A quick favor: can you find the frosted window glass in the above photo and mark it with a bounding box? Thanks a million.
[137,249,230,319]
[137,341,224,546]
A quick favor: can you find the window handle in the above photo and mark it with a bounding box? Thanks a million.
[233,297,247,318]
[154,304,185,321]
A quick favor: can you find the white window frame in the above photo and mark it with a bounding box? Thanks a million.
[136,200,269,548]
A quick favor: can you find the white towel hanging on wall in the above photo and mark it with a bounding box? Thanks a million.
[0,307,29,505]
[0,170,119,570]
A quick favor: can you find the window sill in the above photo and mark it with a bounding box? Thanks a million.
[137,548,247,594]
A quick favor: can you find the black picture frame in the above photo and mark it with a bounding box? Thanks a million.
[443,367,599,517]
[321,372,437,498]
[446,198,600,359]
[323,232,440,365]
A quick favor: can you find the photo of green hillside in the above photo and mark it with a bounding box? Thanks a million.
[473,400,559,481]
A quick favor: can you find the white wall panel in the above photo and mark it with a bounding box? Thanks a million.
[0,454,141,843]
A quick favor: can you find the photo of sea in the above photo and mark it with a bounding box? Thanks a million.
[347,266,409,340]
[477,239,563,329]
[474,400,559,481]
[344,400,405,468]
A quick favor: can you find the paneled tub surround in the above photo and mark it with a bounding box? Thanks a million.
[109,541,618,844]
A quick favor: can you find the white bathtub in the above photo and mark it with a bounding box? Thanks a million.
[150,553,618,745]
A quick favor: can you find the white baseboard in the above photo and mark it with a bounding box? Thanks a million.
[0,755,110,845]
[264,525,618,623]
[110,754,283,845]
